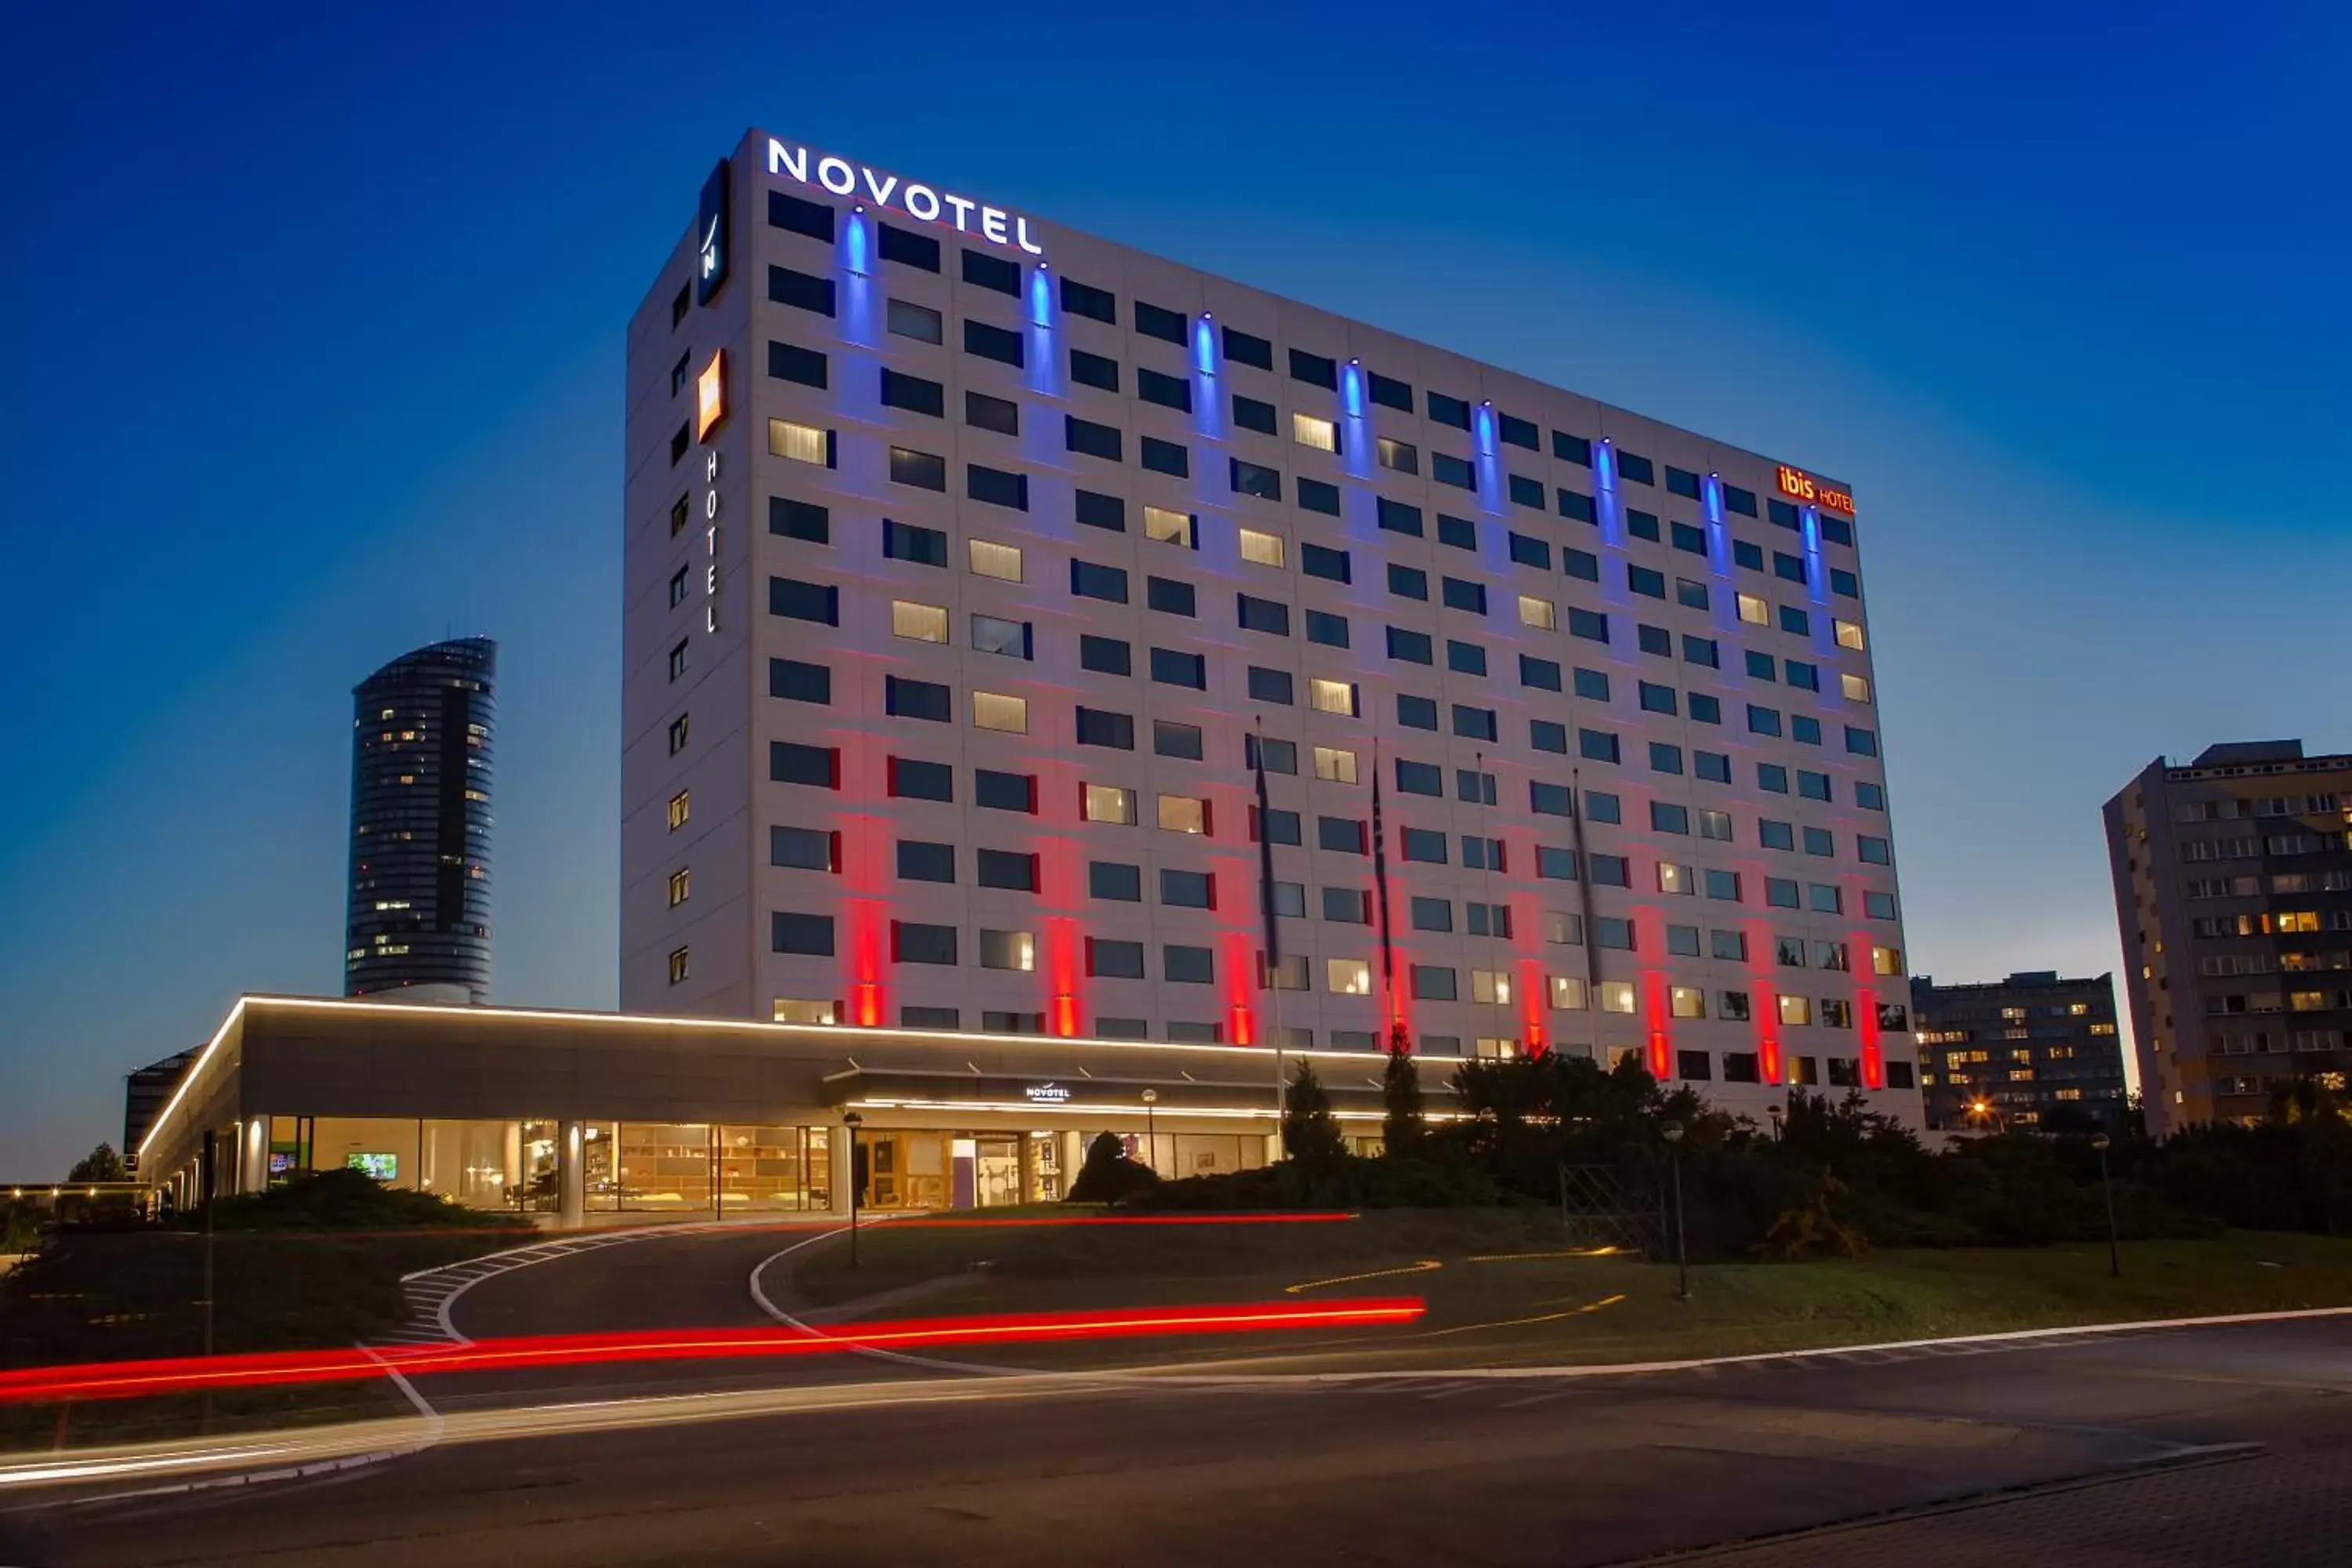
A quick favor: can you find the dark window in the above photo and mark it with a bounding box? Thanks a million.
[1071,560,1130,603]
[771,741,839,788]
[1134,299,1188,343]
[880,368,943,416]
[1160,868,1214,908]
[766,189,833,241]
[1288,347,1338,388]
[1232,394,1277,434]
[1396,759,1443,797]
[1671,521,1707,555]
[1552,430,1592,465]
[768,576,839,625]
[1088,938,1145,978]
[1568,608,1609,643]
[889,446,947,491]
[1137,366,1192,412]
[1076,707,1134,749]
[1305,609,1349,647]
[1579,729,1620,764]
[1222,325,1273,369]
[1377,497,1425,536]
[1237,594,1290,636]
[1231,459,1283,500]
[1149,646,1207,688]
[1066,416,1123,462]
[1258,806,1301,844]
[1820,516,1853,546]
[1508,532,1552,569]
[1498,412,1538,450]
[1155,719,1204,760]
[1163,945,1214,984]
[1627,509,1661,542]
[1558,488,1595,523]
[1639,624,1672,656]
[1438,514,1476,550]
[1090,862,1143,902]
[1069,348,1120,393]
[963,318,1023,367]
[1775,550,1809,584]
[1297,477,1341,515]
[1639,681,1678,716]
[976,848,1038,891]
[1530,781,1573,816]
[1427,390,1471,429]
[1319,816,1369,855]
[1369,372,1413,410]
[1247,666,1294,704]
[887,757,953,801]
[894,921,957,965]
[1061,275,1116,322]
[1573,667,1610,701]
[1396,693,1439,730]
[1247,734,1298,774]
[885,673,950,722]
[1508,474,1544,508]
[1723,485,1758,517]
[1452,705,1497,742]
[898,840,956,882]
[1388,564,1428,600]
[1690,694,1722,724]
[965,390,1018,435]
[1386,626,1433,664]
[1831,568,1859,598]
[1615,451,1655,485]
[1301,543,1351,583]
[975,769,1036,813]
[1697,750,1731,783]
[961,248,1018,295]
[1400,827,1447,864]
[1666,466,1701,499]
[769,496,828,543]
[1079,633,1131,675]
[1733,539,1764,570]
[877,223,941,271]
[1563,546,1599,583]
[769,657,830,703]
[1141,436,1188,477]
[767,339,827,388]
[1146,576,1196,616]
[1446,640,1486,676]
[882,517,947,566]
[766,265,835,316]
[886,297,943,343]
[1683,635,1720,667]
[771,826,837,871]
[1442,577,1487,614]
[1074,489,1125,532]
[1431,452,1475,490]
[1520,655,1561,691]
[771,912,835,956]
[967,463,1029,510]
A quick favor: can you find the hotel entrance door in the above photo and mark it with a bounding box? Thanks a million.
[974,1134,1021,1207]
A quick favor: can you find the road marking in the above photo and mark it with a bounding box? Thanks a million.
[1284,1260,1443,1294]
[1464,1247,1624,1262]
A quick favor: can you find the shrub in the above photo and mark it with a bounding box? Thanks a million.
[1065,1131,1160,1205]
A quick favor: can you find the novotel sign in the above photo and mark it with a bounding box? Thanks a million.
[767,137,1044,256]
[1774,464,1856,517]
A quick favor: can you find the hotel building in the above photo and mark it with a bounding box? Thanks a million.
[1911,970,2126,1133]
[622,129,1918,1120]
[2107,739,2352,1134]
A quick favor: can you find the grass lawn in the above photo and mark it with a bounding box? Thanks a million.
[779,1210,2352,1375]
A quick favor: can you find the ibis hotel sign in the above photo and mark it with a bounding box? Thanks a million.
[767,137,1044,256]
[1774,464,1856,517]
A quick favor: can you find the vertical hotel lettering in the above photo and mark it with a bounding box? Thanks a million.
[693,158,731,637]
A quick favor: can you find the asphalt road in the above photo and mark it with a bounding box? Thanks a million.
[9,1228,2352,1565]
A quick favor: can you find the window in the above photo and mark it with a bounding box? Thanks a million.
[897,840,956,883]
[1378,436,1419,475]
[769,419,833,467]
[1147,577,1196,617]
[886,673,951,722]
[1711,927,1747,960]
[1083,783,1138,826]
[1846,726,1879,757]
[967,538,1023,583]
[667,637,689,682]
[1778,995,1812,1027]
[975,769,1036,813]
[1141,437,1188,477]
[1310,678,1359,716]
[969,690,1027,733]
[1412,965,1458,1002]
[1071,560,1130,604]
[1454,705,1497,741]
[963,318,1022,367]
[1246,666,1294,705]
[1089,938,1146,978]
[1164,945,1214,984]
[1158,794,1208,834]
[1155,719,1204,760]
[1517,594,1556,630]
[1696,751,1731,784]
[1569,608,1609,643]
[968,463,1029,510]
[770,826,836,872]
[1328,959,1373,995]
[881,443,951,492]
[1076,708,1135,750]
[1160,868,1214,907]
[1314,746,1359,784]
[1388,627,1433,665]
[1239,528,1285,568]
[1137,366,1191,412]
[1231,459,1283,501]
[965,390,1018,436]
[1521,655,1562,692]
[1748,704,1784,738]
[1070,348,1120,393]
[1150,647,1207,689]
[1319,816,1370,855]
[1599,981,1636,1014]
[1305,611,1349,650]
[1579,729,1620,764]
[886,296,942,343]
[1090,860,1142,900]
[891,600,948,642]
[1653,802,1691,836]
[1080,634,1131,676]
[1222,325,1274,369]
[887,757,952,801]
[1446,640,1487,676]
[1859,835,1892,866]
[1292,412,1338,452]
[771,914,834,957]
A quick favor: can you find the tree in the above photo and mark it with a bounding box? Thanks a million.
[1066,1131,1160,1204]
[67,1143,126,1183]
[1283,1060,1347,1167]
[1382,1025,1425,1153]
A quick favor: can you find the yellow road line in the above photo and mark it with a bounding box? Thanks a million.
[1463,1247,1622,1262]
[1399,1293,1629,1340]
[1283,1260,1444,1294]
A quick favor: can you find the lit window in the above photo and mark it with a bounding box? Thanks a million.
[1872,946,1903,977]
[667,790,690,831]
[1737,593,1769,626]
[667,869,691,907]
[1143,505,1196,546]
[1658,862,1694,895]
[1670,986,1706,1019]
[979,929,1036,971]
[971,690,1028,733]
[1475,1037,1519,1060]
[772,998,838,1025]
[1327,958,1372,995]
[1309,677,1357,715]
[1599,981,1636,1014]
[1778,994,1812,1026]
[667,946,690,985]
[768,418,829,465]
[1083,784,1137,825]
[1548,975,1587,1010]
[1472,970,1511,1005]
[1239,528,1286,568]
[1314,746,1359,784]
[1834,619,1865,651]
[1518,595,1556,630]
[1158,794,1207,833]
[968,539,1024,581]
[892,600,948,642]
[1292,412,1338,452]
[1841,673,1871,703]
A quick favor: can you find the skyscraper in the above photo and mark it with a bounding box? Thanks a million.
[2106,739,2352,1134]
[346,637,495,1003]
[620,131,1918,1122]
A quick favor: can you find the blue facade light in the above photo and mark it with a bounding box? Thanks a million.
[1701,472,1730,578]
[1193,313,1218,377]
[845,206,871,275]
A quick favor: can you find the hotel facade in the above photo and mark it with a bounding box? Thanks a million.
[138,127,1919,1218]
[623,129,1917,1116]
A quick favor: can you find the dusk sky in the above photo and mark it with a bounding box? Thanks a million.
[3,2,2345,1176]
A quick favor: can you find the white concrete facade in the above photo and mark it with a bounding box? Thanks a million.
[622,129,1920,1124]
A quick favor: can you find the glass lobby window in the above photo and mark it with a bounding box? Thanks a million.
[615,1122,713,1210]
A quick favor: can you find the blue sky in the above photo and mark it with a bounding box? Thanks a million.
[2,1,2345,1174]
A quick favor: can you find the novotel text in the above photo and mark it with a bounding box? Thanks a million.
[1775,464,1856,517]
[768,138,1043,256]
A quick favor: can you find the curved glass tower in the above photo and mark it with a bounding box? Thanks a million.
[346,637,496,1002]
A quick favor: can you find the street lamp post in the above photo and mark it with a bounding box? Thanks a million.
[2092,1131,2120,1279]
[1141,1089,1159,1178]
[1662,1120,1689,1302]
[1766,1104,1784,1143]
[841,1110,865,1267]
